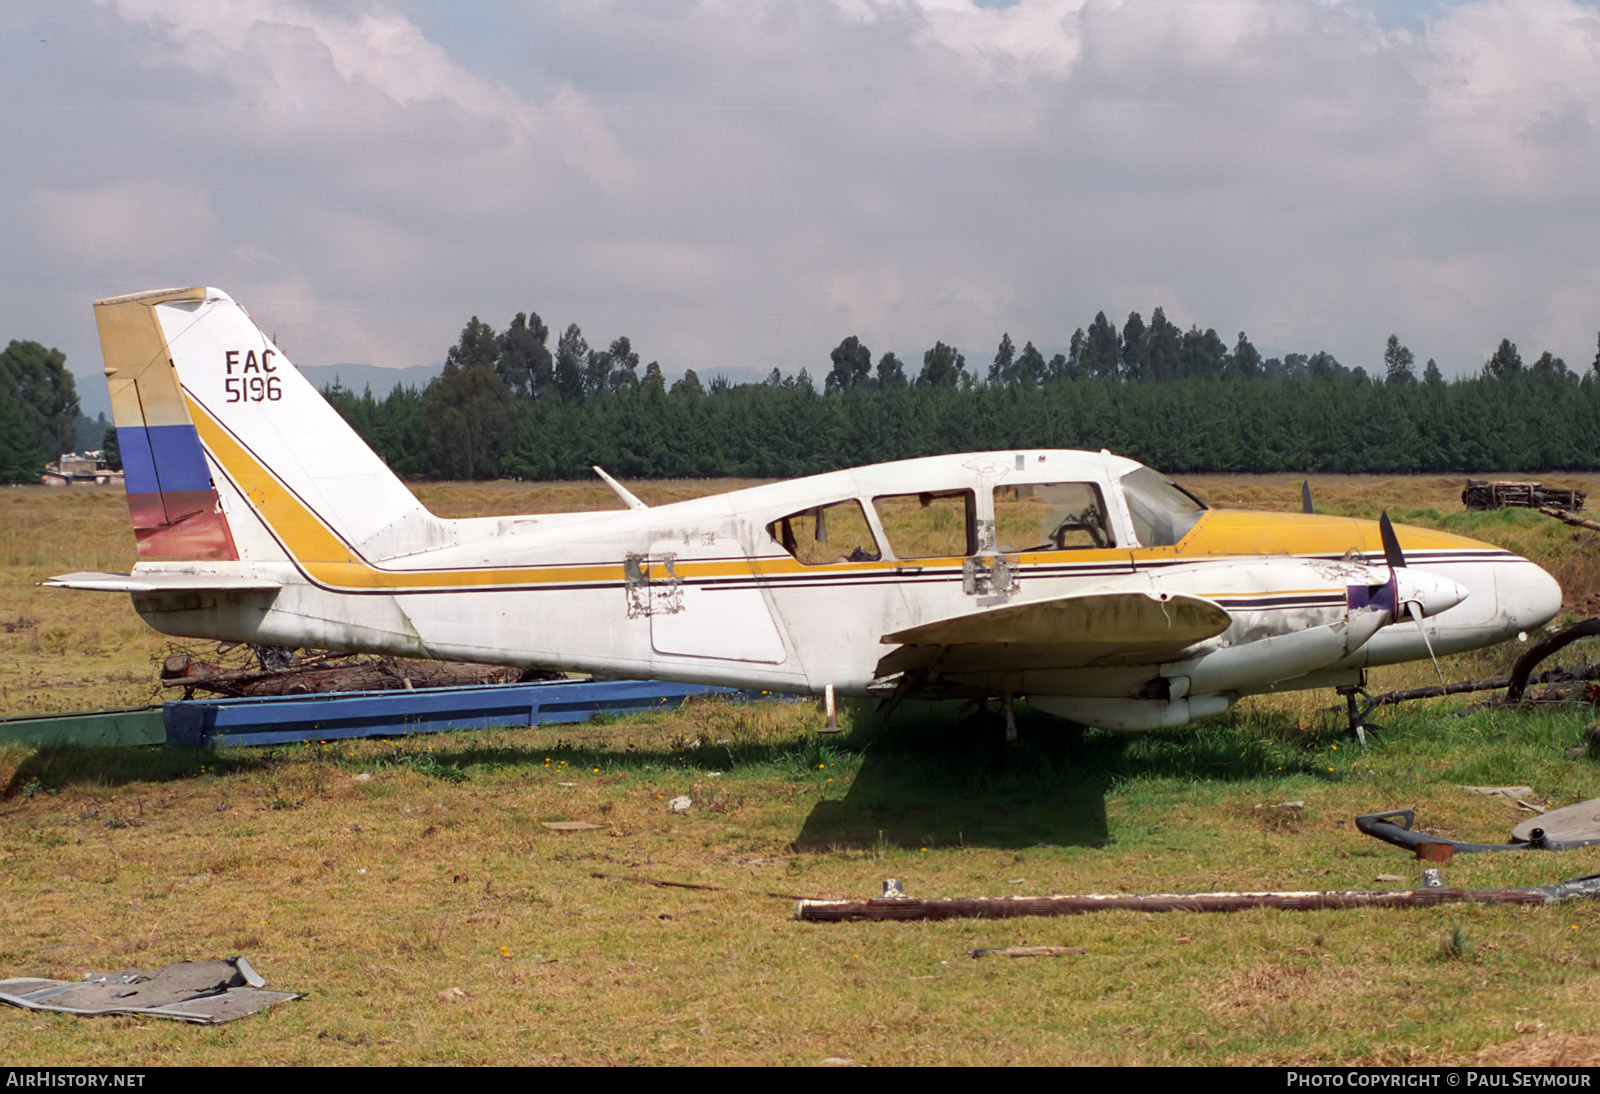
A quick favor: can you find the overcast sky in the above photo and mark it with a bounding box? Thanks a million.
[4,0,1599,412]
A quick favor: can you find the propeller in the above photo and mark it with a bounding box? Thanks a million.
[1378,511,1458,686]
[1301,480,1314,515]
[1379,511,1406,572]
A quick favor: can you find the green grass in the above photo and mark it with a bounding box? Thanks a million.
[4,696,1600,1065]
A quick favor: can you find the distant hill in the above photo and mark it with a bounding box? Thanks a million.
[300,363,443,396]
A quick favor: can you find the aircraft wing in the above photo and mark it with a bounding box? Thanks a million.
[42,571,283,593]
[877,590,1230,676]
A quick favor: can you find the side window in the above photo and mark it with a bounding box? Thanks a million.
[872,490,976,559]
[767,500,882,565]
[993,482,1115,552]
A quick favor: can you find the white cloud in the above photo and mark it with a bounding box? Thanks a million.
[30,180,214,266]
[1419,0,1600,196]
[11,0,1600,403]
[103,0,632,192]
[904,0,1087,79]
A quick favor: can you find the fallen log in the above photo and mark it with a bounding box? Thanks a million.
[1507,619,1600,702]
[1334,618,1600,718]
[1539,505,1600,533]
[1355,661,1600,712]
[159,650,536,698]
[795,875,1600,922]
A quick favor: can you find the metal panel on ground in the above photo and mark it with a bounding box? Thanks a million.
[0,707,166,748]
[163,677,777,749]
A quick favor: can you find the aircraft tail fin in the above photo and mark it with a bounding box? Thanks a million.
[95,288,436,567]
[98,288,243,560]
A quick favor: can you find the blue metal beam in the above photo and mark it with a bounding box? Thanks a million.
[163,677,783,749]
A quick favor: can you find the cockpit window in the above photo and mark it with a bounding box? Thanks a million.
[1119,466,1207,547]
[767,500,882,565]
[994,483,1115,551]
[872,490,976,559]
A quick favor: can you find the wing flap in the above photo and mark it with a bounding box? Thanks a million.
[882,590,1230,650]
[875,591,1231,679]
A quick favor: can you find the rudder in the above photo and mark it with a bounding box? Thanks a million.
[97,287,240,560]
[95,288,436,567]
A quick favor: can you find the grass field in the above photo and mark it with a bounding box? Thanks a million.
[4,473,1600,1065]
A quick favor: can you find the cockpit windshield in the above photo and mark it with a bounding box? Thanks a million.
[1119,466,1207,547]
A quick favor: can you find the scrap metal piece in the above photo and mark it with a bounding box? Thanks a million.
[1356,805,1600,854]
[1513,797,1600,845]
[1463,479,1586,512]
[0,957,301,1024]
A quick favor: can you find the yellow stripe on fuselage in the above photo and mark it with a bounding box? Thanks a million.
[187,395,1505,594]
[189,396,630,589]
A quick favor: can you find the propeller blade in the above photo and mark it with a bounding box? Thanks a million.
[1379,511,1406,571]
[1407,600,1447,687]
[1301,480,1314,515]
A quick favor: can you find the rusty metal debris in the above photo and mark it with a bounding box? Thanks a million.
[1357,808,1584,855]
[0,957,300,1023]
[159,645,554,699]
[1463,479,1586,512]
[1355,795,1600,857]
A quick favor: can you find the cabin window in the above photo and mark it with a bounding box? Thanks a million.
[993,482,1115,552]
[1119,466,1207,547]
[872,490,976,559]
[767,500,882,565]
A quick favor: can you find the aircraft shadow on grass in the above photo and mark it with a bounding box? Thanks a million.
[3,701,1321,853]
[790,701,1316,852]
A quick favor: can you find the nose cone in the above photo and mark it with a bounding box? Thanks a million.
[1501,559,1563,632]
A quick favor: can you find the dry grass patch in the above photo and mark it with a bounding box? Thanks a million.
[7,476,1600,1062]
[3,705,1600,1064]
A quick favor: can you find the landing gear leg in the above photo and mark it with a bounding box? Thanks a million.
[1337,685,1373,746]
[1002,691,1017,744]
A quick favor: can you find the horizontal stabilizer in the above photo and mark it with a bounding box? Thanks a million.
[42,571,283,594]
[882,590,1230,649]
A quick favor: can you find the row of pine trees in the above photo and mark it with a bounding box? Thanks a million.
[5,308,1597,485]
[320,307,1600,481]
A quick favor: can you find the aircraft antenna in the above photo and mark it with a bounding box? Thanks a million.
[593,466,648,511]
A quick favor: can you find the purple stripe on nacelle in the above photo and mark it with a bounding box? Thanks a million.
[1348,578,1398,614]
